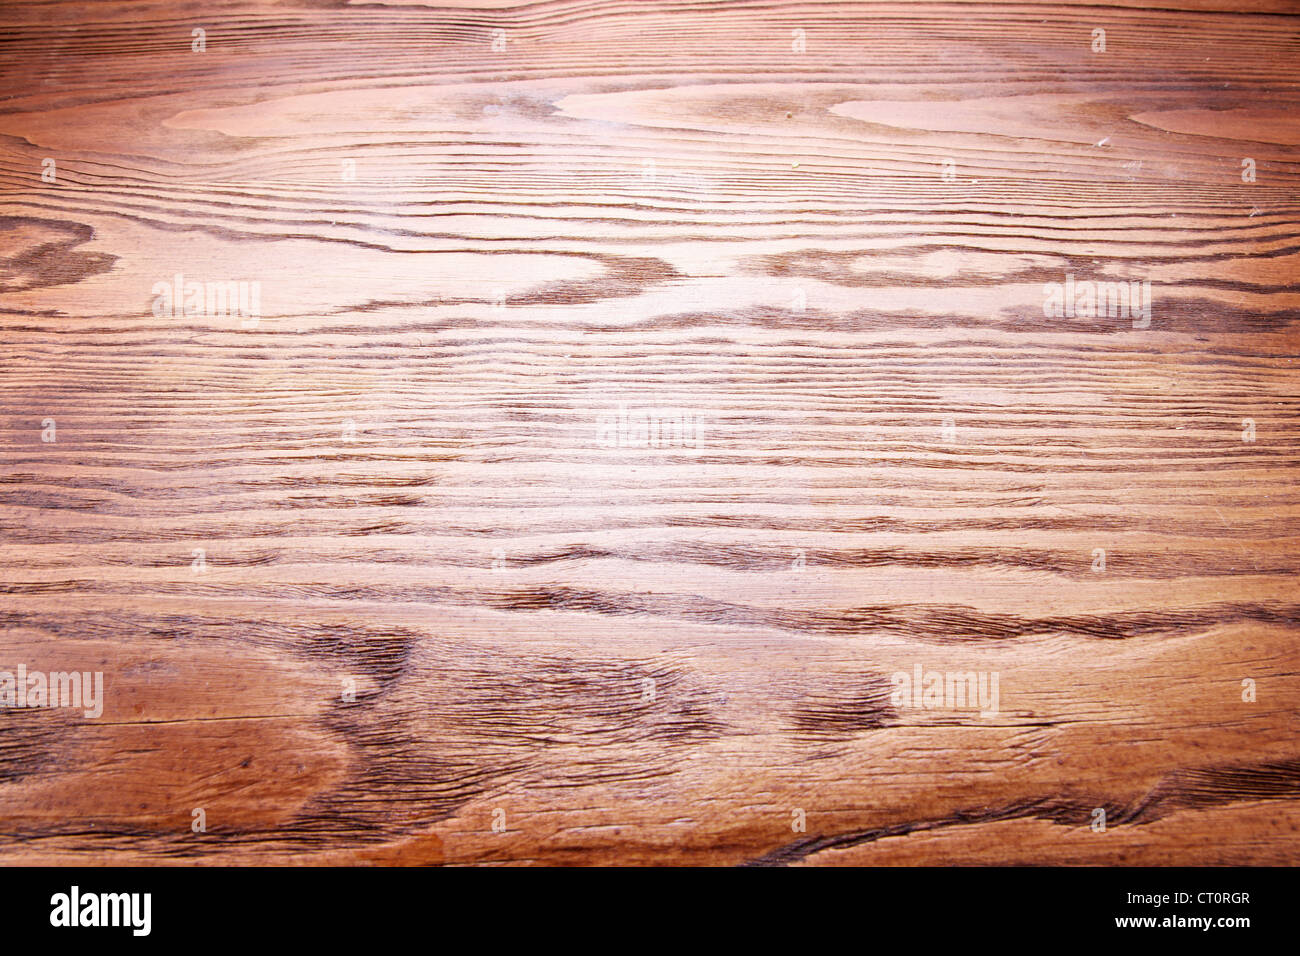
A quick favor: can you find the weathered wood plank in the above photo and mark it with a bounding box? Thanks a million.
[1,0,1298,865]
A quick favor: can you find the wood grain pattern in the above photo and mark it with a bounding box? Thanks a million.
[1,0,1299,866]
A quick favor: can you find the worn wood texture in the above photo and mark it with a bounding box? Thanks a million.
[1,0,1299,866]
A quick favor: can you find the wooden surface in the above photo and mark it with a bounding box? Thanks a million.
[2,0,1299,866]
